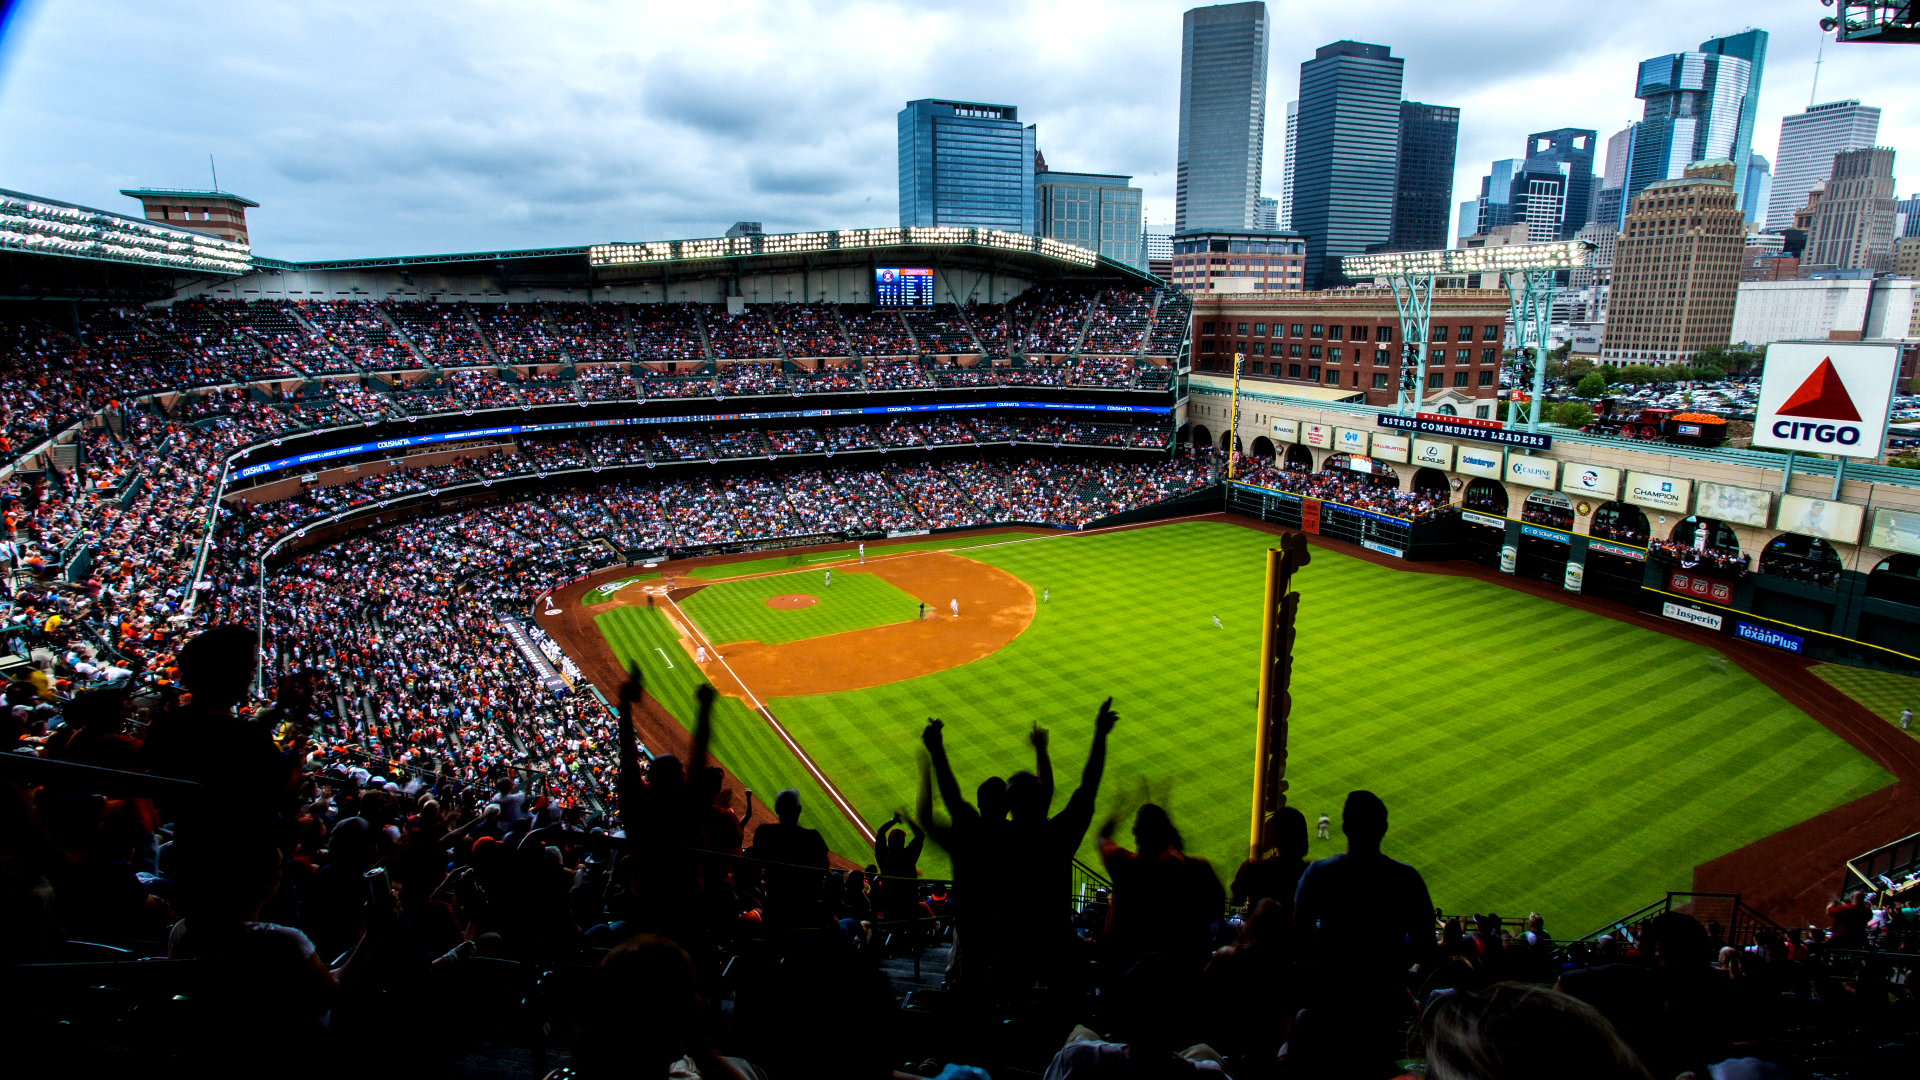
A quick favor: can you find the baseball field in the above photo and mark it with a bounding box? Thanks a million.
[574,519,1894,934]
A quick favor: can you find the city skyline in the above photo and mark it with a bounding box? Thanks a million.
[2,1,1915,260]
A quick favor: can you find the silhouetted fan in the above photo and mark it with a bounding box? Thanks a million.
[1776,358,1861,421]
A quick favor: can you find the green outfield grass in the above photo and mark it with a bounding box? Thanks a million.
[1810,663,1920,742]
[680,568,923,646]
[684,529,1052,581]
[593,604,873,861]
[740,520,1891,934]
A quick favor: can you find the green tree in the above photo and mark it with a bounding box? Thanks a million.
[1690,364,1725,382]
[1550,401,1595,428]
[1563,356,1595,382]
[1575,371,1607,398]
[1615,364,1656,385]
[1550,340,1573,361]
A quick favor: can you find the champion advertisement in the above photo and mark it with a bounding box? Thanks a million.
[1625,471,1692,514]
[1750,341,1900,459]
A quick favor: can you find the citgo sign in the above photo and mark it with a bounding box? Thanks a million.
[1751,341,1900,460]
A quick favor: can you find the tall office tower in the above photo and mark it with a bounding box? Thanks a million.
[1476,159,1520,233]
[1766,100,1881,231]
[1743,153,1772,227]
[1592,125,1635,232]
[1599,161,1745,366]
[1697,29,1768,210]
[897,99,1036,232]
[1037,171,1145,266]
[1803,147,1900,274]
[1278,100,1298,228]
[1385,102,1459,251]
[1523,128,1598,235]
[1293,41,1404,287]
[1256,196,1279,230]
[1455,200,1477,247]
[1175,3,1270,232]
[1899,194,1920,237]
[1625,51,1751,210]
[1510,166,1569,243]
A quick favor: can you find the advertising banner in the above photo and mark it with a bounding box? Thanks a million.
[1750,341,1900,459]
[1625,471,1692,514]
[1586,539,1647,562]
[1505,455,1560,489]
[1335,428,1371,455]
[1303,423,1334,448]
[1270,418,1299,444]
[1361,539,1405,558]
[1461,510,1506,529]
[1456,448,1504,479]
[1377,411,1552,449]
[1662,602,1725,631]
[1371,433,1411,463]
[1560,463,1622,500]
[1668,570,1734,603]
[1696,482,1773,528]
[1776,494,1865,544]
[1521,524,1571,543]
[1564,562,1584,593]
[1734,620,1805,653]
[1301,498,1322,534]
[1869,508,1920,555]
[1411,438,1455,470]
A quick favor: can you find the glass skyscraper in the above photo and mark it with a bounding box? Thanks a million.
[1174,3,1269,232]
[1524,128,1598,237]
[1037,171,1144,267]
[897,99,1036,233]
[1697,29,1768,213]
[1293,40,1404,287]
[1385,102,1459,252]
[1624,51,1752,211]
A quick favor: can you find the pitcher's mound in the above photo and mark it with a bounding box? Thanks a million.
[766,594,819,609]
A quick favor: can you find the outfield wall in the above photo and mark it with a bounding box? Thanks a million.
[1198,383,1920,672]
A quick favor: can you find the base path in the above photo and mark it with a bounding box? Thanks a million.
[647,551,1034,698]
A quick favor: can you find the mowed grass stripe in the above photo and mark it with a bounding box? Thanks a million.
[687,530,1053,581]
[1809,663,1920,743]
[680,568,923,646]
[762,520,1889,932]
[592,605,872,861]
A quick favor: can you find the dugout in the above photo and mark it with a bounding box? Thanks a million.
[1583,502,1651,602]
[1459,478,1507,568]
[1514,491,1574,584]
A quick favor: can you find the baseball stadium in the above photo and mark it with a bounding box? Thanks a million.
[7,186,1920,1077]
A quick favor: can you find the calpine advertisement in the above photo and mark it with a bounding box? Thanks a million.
[1750,341,1900,460]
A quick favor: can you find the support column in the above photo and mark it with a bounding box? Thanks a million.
[1390,273,1437,415]
[1503,268,1556,432]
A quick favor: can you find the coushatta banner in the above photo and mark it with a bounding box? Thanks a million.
[1625,471,1692,514]
[1696,482,1773,528]
[1776,493,1865,544]
[1559,463,1621,500]
[1750,340,1900,460]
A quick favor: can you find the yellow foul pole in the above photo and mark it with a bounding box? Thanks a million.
[1249,532,1309,861]
[1226,351,1244,480]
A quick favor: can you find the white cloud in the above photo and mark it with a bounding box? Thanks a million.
[0,0,1908,260]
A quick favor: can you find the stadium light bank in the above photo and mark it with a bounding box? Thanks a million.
[1342,240,1593,432]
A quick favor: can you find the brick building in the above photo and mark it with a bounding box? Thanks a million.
[1187,288,1509,409]
[1170,228,1307,293]
[120,188,257,245]
[1598,161,1745,366]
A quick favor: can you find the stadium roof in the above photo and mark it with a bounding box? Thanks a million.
[247,225,1161,288]
[119,187,261,207]
[0,187,254,276]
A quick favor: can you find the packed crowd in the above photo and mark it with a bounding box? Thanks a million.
[475,305,567,366]
[1238,462,1455,522]
[1648,541,1751,577]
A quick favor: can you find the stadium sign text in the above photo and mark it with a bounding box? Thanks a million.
[1661,602,1724,631]
[1520,524,1570,543]
[1585,539,1646,562]
[1734,620,1804,653]
[1750,342,1900,460]
[1376,412,1551,450]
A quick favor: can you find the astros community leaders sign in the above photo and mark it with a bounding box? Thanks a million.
[1377,412,1552,450]
[1750,341,1900,459]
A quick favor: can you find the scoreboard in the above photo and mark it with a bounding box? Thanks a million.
[874,267,934,307]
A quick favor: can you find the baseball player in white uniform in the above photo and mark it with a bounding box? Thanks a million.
[949,598,959,618]
[695,644,710,663]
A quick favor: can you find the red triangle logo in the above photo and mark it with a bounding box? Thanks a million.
[1776,358,1861,422]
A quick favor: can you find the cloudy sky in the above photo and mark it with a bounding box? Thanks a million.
[1,0,1912,260]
